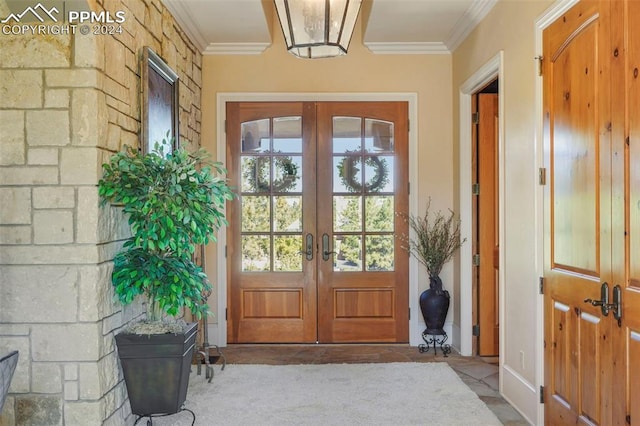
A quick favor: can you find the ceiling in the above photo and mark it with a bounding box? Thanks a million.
[162,0,497,55]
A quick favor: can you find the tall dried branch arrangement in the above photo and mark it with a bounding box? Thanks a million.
[400,199,466,278]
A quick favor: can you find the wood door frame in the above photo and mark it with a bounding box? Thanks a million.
[214,93,419,347]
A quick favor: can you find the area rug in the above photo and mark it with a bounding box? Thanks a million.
[150,363,501,426]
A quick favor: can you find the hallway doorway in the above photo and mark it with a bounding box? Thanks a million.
[472,79,500,356]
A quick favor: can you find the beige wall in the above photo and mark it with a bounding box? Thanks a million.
[0,0,202,424]
[452,0,554,423]
[201,12,458,344]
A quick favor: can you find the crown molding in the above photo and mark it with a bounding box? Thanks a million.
[364,42,450,55]
[203,43,271,55]
[445,0,498,52]
[162,0,207,53]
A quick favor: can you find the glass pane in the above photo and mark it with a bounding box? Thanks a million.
[274,235,303,271]
[365,236,395,271]
[365,156,394,193]
[273,116,302,153]
[334,196,362,232]
[241,156,270,193]
[365,119,394,153]
[334,156,363,193]
[241,119,270,153]
[334,235,362,271]
[273,156,302,193]
[242,235,270,271]
[332,117,361,153]
[274,196,302,232]
[365,196,394,232]
[241,196,270,232]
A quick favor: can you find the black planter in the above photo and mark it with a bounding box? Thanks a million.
[419,276,450,335]
[115,322,197,416]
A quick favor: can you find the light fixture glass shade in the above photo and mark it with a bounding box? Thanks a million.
[274,0,362,59]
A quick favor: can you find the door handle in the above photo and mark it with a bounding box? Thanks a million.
[299,233,314,261]
[322,233,336,261]
[583,282,610,316]
[583,282,622,321]
[611,284,622,325]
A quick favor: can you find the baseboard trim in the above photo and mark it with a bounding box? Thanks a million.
[502,364,537,425]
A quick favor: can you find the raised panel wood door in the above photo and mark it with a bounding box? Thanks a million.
[611,1,640,423]
[543,1,613,423]
[544,1,639,424]
[477,93,499,356]
[226,101,409,343]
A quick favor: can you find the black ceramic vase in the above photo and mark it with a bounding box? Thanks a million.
[419,275,450,335]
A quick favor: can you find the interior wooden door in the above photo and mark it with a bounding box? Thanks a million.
[611,1,640,423]
[226,102,318,343]
[544,0,640,424]
[477,93,499,356]
[316,102,409,343]
[227,101,409,343]
[543,1,614,423]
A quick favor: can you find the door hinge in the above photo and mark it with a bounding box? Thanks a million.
[472,112,480,124]
[408,119,410,132]
[540,385,545,404]
[225,308,228,321]
[224,120,227,133]
[409,307,411,320]
[472,183,480,195]
[472,324,480,336]
[408,182,410,195]
[225,245,228,258]
[535,55,544,76]
[539,276,545,295]
[473,254,480,266]
[539,167,547,185]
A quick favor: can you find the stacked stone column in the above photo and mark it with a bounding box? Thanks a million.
[0,0,203,424]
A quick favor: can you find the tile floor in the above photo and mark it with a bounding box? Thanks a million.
[214,344,530,425]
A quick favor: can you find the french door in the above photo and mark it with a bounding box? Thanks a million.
[226,101,409,343]
[543,0,640,424]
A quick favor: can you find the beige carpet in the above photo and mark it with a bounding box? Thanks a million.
[148,363,502,425]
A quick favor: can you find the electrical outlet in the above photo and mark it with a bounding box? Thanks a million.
[520,351,525,370]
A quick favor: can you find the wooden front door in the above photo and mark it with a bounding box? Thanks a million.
[226,101,409,343]
[543,1,639,424]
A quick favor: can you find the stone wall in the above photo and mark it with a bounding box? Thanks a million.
[0,0,202,424]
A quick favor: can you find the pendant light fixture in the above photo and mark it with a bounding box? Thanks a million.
[274,0,362,59]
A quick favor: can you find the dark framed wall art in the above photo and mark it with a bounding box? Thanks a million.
[141,46,179,155]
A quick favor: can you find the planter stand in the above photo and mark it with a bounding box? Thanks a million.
[195,290,226,383]
[133,408,195,426]
[418,329,452,357]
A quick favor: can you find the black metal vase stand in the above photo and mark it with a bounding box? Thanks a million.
[418,329,452,357]
[134,407,195,426]
[417,279,452,357]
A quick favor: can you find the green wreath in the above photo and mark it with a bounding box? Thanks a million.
[337,155,389,193]
[243,156,299,192]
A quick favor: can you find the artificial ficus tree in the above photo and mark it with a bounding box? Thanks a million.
[99,144,235,321]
